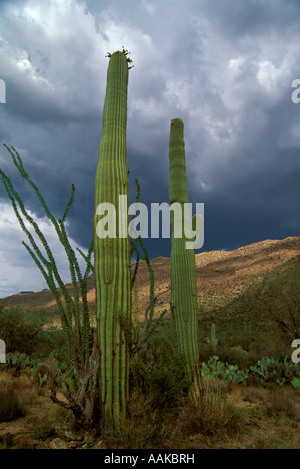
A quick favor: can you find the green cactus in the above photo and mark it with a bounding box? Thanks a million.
[93,50,131,432]
[201,356,249,385]
[133,275,139,324]
[206,323,218,353]
[249,357,300,386]
[168,117,200,385]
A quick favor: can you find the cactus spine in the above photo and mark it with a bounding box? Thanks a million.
[93,50,131,431]
[168,117,199,385]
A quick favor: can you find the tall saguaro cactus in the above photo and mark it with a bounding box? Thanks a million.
[168,117,199,385]
[93,50,131,431]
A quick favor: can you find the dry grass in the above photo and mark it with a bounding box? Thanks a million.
[179,377,245,438]
[116,389,182,449]
[265,388,297,418]
[0,367,300,449]
[0,369,70,448]
[0,385,25,423]
[0,370,38,406]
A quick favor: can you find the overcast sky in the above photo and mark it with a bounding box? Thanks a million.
[0,0,300,298]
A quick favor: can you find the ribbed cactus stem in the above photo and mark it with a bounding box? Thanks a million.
[133,276,139,325]
[206,323,218,353]
[168,117,199,385]
[211,323,218,353]
[211,323,216,342]
[93,50,131,431]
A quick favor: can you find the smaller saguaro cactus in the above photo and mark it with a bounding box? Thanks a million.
[168,117,201,385]
[206,323,218,354]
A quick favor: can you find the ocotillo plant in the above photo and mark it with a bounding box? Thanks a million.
[0,144,97,427]
[93,49,132,432]
[128,178,168,356]
[168,117,200,385]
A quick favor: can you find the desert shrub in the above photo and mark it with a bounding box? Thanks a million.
[199,318,275,368]
[131,335,188,411]
[0,383,25,422]
[33,363,53,388]
[265,389,297,417]
[241,386,263,404]
[238,257,300,345]
[180,379,245,437]
[0,307,51,355]
[119,389,181,449]
[31,422,56,440]
[215,344,259,370]
[41,325,69,358]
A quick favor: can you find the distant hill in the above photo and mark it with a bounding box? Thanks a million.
[1,237,300,327]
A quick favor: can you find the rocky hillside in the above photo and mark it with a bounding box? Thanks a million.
[1,236,300,322]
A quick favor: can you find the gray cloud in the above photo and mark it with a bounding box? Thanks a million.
[0,0,300,296]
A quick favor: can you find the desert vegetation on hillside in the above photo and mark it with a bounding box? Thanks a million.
[1,252,300,449]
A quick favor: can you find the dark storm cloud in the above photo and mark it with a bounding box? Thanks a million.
[0,0,300,296]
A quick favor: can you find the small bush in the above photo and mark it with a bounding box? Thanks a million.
[180,379,245,437]
[42,325,69,358]
[0,384,25,422]
[33,363,53,388]
[119,390,181,449]
[216,344,259,370]
[31,422,56,440]
[131,336,188,411]
[241,386,263,404]
[0,307,50,355]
